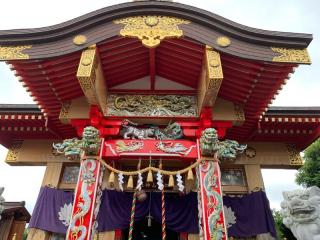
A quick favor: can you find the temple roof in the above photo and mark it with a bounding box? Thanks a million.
[0,1,317,150]
[1,201,31,222]
[0,1,312,61]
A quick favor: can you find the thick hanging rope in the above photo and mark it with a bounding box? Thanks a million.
[128,191,137,240]
[161,189,166,240]
[159,161,166,240]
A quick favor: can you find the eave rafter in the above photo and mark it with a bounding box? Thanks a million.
[59,45,108,123]
[197,46,223,112]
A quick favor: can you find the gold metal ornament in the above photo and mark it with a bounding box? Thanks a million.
[5,141,23,162]
[0,45,32,60]
[73,35,87,46]
[271,47,311,64]
[286,144,303,166]
[216,36,231,47]
[114,16,190,48]
[206,46,223,80]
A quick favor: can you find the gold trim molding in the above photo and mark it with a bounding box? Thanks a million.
[286,143,303,166]
[0,45,32,60]
[114,16,190,48]
[5,141,23,163]
[271,47,311,64]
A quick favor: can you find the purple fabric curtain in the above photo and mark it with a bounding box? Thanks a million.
[223,191,276,238]
[97,190,199,233]
[29,187,276,237]
[29,187,73,234]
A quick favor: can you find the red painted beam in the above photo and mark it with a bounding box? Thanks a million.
[149,48,156,90]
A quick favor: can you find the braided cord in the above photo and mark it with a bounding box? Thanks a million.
[128,191,137,240]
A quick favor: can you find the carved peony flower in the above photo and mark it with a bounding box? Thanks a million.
[58,203,73,226]
[224,206,236,228]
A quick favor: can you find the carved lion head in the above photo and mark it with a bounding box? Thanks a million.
[281,186,320,225]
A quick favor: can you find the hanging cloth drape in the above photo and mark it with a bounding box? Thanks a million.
[29,187,276,238]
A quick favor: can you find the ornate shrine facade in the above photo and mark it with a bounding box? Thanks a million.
[0,1,319,240]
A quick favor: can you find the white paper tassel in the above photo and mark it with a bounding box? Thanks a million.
[176,173,184,192]
[136,173,143,191]
[118,173,124,191]
[156,171,164,191]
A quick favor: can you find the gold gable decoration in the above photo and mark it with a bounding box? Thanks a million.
[271,47,311,64]
[0,45,32,60]
[114,16,190,48]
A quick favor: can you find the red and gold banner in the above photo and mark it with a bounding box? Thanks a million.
[198,160,227,240]
[66,158,103,240]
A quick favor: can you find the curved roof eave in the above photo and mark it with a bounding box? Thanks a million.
[0,1,312,47]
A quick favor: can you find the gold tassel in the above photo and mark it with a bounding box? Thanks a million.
[127,175,133,189]
[147,170,153,183]
[108,171,115,184]
[187,168,194,180]
[168,175,174,187]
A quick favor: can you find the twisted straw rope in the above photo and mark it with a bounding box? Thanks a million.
[98,157,202,176]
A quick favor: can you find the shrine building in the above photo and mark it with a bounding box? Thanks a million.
[0,1,319,240]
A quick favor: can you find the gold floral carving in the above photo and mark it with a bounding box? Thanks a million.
[59,102,71,124]
[0,45,32,60]
[271,47,311,64]
[245,147,256,158]
[73,35,87,45]
[114,16,190,48]
[5,141,23,163]
[216,36,231,47]
[234,104,245,126]
[286,144,303,166]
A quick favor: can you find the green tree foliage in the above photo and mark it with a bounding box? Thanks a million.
[23,228,28,240]
[296,139,320,187]
[272,209,296,240]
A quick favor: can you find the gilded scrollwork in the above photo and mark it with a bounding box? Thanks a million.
[0,45,32,60]
[271,47,311,64]
[5,141,23,162]
[114,16,190,48]
[286,143,303,166]
[107,94,197,117]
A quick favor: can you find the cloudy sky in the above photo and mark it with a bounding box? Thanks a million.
[0,0,319,213]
